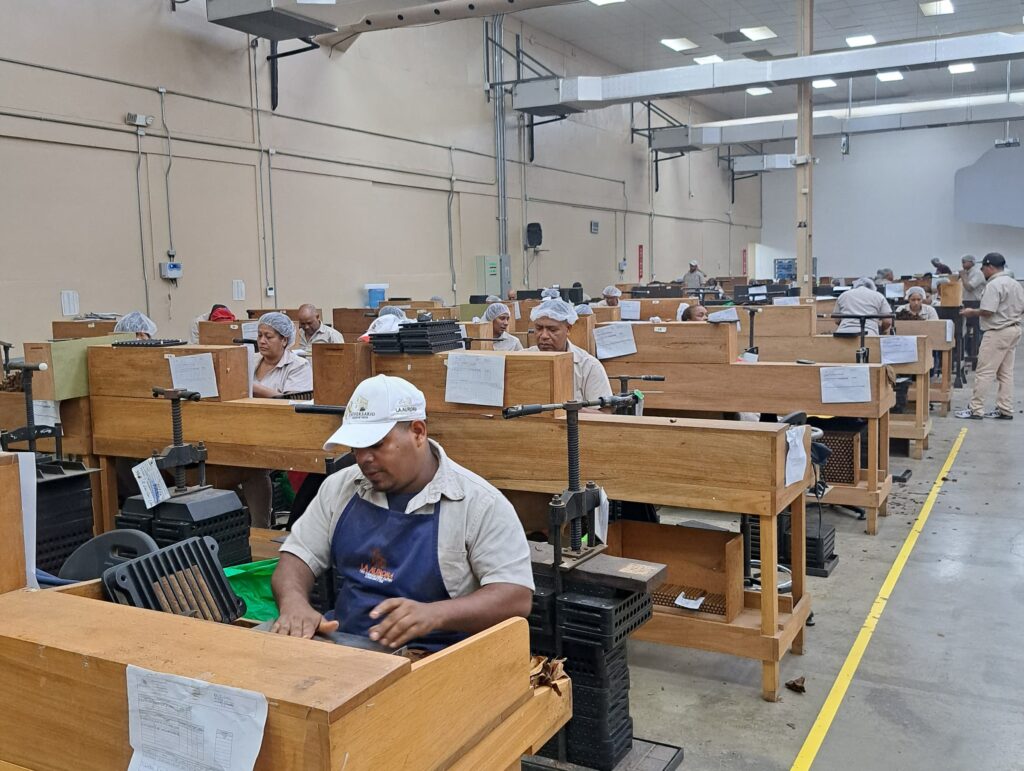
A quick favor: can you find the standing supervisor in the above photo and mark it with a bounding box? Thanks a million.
[271,375,534,650]
[297,304,343,352]
[679,260,706,289]
[526,298,612,401]
[957,253,1024,420]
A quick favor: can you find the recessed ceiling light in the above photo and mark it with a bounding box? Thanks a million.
[746,87,773,96]
[740,26,777,41]
[877,70,903,82]
[813,79,837,89]
[919,0,954,15]
[846,34,877,47]
[948,62,975,74]
[694,54,724,65]
[587,0,626,6]
[660,37,698,52]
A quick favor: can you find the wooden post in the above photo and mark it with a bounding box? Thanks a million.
[96,456,119,534]
[795,0,814,295]
[789,496,806,656]
[866,417,879,534]
[758,511,780,701]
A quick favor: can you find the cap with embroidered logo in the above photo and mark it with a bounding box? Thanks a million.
[324,374,427,450]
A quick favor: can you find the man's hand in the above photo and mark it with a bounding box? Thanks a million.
[270,601,339,638]
[368,598,445,648]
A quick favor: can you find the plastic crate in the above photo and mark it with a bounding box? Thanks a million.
[36,472,95,573]
[562,642,630,689]
[538,717,634,771]
[558,589,652,650]
[572,680,631,721]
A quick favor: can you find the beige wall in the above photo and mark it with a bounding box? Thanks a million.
[0,0,760,346]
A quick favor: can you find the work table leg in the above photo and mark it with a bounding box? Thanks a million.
[759,512,780,701]
[96,456,119,534]
[911,374,929,460]
[939,351,952,416]
[866,418,880,535]
[789,497,806,656]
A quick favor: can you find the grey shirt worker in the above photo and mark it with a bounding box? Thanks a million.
[834,286,890,335]
[681,270,706,289]
[299,324,344,352]
[526,341,613,401]
[281,439,535,598]
[962,264,986,303]
[493,331,524,351]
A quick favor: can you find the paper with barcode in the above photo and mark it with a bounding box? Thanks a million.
[127,665,267,771]
[132,457,171,510]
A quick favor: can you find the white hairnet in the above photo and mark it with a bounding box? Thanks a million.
[906,286,927,300]
[485,295,502,302]
[114,311,157,336]
[853,278,876,291]
[365,315,401,336]
[484,303,511,321]
[540,288,561,299]
[575,304,594,316]
[378,306,407,320]
[602,286,622,297]
[531,298,578,325]
[430,295,445,302]
[258,311,295,345]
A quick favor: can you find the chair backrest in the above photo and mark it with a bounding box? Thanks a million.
[58,529,159,581]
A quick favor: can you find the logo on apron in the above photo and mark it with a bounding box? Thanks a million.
[359,548,394,584]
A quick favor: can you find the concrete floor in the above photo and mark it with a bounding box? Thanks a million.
[627,354,1024,770]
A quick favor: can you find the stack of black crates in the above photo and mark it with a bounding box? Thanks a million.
[530,573,652,770]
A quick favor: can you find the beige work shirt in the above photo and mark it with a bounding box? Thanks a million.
[299,324,344,353]
[281,439,535,597]
[979,272,1024,331]
[962,265,986,302]
[493,331,523,351]
[526,341,613,401]
[594,299,617,308]
[895,303,939,321]
[834,286,891,335]
[253,349,313,394]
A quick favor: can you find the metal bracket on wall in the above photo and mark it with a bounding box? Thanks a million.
[252,37,322,111]
[630,101,687,193]
[716,144,767,204]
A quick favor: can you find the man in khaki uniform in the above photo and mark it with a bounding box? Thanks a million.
[957,253,1024,420]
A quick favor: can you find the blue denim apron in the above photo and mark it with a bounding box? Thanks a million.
[330,493,467,651]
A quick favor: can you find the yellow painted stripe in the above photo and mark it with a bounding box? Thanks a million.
[790,427,968,771]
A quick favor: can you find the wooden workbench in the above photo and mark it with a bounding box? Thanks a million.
[896,319,955,415]
[599,322,896,534]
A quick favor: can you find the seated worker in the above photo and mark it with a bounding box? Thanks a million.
[252,312,312,397]
[297,303,343,353]
[271,374,534,649]
[114,311,157,339]
[833,278,892,336]
[595,285,622,307]
[895,287,939,320]
[357,306,408,342]
[526,298,613,401]
[679,304,708,321]
[189,303,233,343]
[484,303,523,351]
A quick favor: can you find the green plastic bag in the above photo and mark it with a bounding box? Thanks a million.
[224,558,280,622]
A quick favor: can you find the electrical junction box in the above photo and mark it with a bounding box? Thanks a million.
[475,255,502,297]
[159,262,183,280]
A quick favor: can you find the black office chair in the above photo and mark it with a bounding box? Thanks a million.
[58,529,159,582]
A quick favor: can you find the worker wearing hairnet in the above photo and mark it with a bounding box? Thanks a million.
[895,286,939,321]
[114,311,157,340]
[595,286,622,308]
[834,278,892,336]
[253,312,312,398]
[484,302,523,352]
[540,288,560,300]
[525,299,612,401]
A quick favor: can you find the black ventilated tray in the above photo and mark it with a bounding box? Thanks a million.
[102,536,246,623]
[558,589,652,650]
[111,339,187,347]
[573,681,631,721]
[562,641,630,688]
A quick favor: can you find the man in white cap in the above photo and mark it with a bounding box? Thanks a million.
[677,260,706,289]
[526,298,612,401]
[595,286,622,308]
[271,375,534,650]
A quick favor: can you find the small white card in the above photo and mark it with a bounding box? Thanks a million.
[131,457,171,510]
[674,591,706,611]
[786,425,809,487]
[60,289,80,317]
[232,279,246,301]
[594,323,638,360]
[168,352,219,399]
[619,300,641,320]
[885,282,905,299]
[739,351,759,363]
[444,352,506,407]
[241,321,260,340]
[513,302,521,320]
[820,365,872,403]
[32,400,60,427]
[708,307,739,323]
[945,320,954,343]
[772,296,800,306]
[748,285,767,298]
[879,335,918,365]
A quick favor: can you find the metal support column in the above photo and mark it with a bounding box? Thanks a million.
[491,16,511,297]
[795,0,814,296]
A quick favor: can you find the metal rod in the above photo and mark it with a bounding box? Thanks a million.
[22,370,36,454]
[134,129,152,317]
[170,396,186,491]
[158,88,175,258]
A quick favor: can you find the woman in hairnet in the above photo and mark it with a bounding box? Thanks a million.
[895,286,939,321]
[485,303,523,351]
[252,312,312,397]
[114,311,157,340]
[595,286,622,308]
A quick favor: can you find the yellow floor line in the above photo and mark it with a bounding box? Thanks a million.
[790,427,969,771]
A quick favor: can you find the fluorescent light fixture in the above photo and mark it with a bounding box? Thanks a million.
[740,26,777,41]
[746,87,773,96]
[694,54,724,65]
[877,70,903,82]
[919,0,954,15]
[948,62,975,74]
[813,79,837,89]
[846,34,877,47]
[587,0,626,6]
[660,37,698,52]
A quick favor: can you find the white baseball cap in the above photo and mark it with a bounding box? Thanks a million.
[324,374,427,450]
[689,260,699,267]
